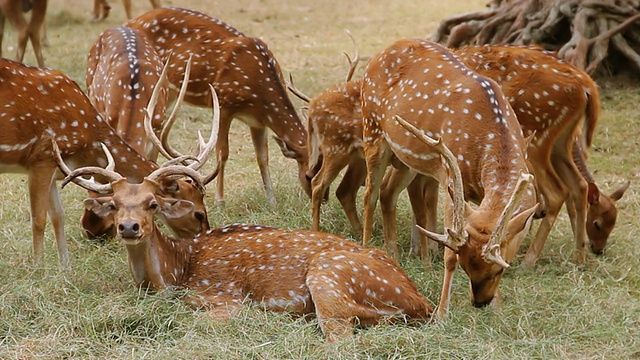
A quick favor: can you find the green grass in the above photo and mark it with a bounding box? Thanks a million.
[1,0,639,358]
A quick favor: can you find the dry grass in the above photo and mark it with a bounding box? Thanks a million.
[1,0,639,359]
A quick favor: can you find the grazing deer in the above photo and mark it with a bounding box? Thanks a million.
[0,0,47,67]
[0,57,213,269]
[56,150,434,343]
[453,45,629,265]
[92,0,160,21]
[361,39,538,318]
[126,7,308,206]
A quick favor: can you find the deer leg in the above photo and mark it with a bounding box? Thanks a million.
[362,143,391,247]
[522,159,568,268]
[47,182,70,270]
[249,126,276,206]
[310,153,350,231]
[28,166,55,267]
[408,175,439,262]
[150,0,161,9]
[551,153,589,265]
[214,113,233,205]
[380,166,415,259]
[122,0,133,19]
[335,159,366,235]
[436,200,458,319]
[0,11,5,58]
[28,0,46,67]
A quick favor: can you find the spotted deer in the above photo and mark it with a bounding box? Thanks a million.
[92,0,160,21]
[126,7,308,206]
[56,150,433,343]
[0,58,214,269]
[0,0,47,67]
[361,39,538,318]
[83,26,211,240]
[453,45,629,265]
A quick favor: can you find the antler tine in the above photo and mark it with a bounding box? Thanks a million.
[146,165,206,194]
[395,115,467,248]
[187,84,219,174]
[286,73,312,103]
[52,139,120,194]
[343,29,360,82]
[144,52,179,161]
[483,172,534,268]
[159,53,194,159]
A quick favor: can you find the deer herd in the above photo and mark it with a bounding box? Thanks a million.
[0,2,631,342]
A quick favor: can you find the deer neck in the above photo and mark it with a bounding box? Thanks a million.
[124,226,192,291]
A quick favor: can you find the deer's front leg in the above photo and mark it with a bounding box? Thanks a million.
[250,126,276,206]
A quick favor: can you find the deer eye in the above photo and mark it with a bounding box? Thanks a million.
[149,200,159,211]
[593,220,602,231]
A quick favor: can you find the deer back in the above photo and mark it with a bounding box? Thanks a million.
[125,7,307,157]
[454,45,601,150]
[87,26,168,161]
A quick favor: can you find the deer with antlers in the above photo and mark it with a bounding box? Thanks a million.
[360,39,538,317]
[55,145,433,343]
[453,45,629,265]
[83,26,212,240]
[0,0,47,67]
[126,7,308,206]
[0,57,215,269]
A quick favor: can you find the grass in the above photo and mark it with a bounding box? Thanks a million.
[1,0,639,358]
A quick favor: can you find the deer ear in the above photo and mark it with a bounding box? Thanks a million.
[158,196,194,219]
[609,181,630,201]
[83,197,115,218]
[587,182,600,205]
[159,179,180,195]
[273,136,298,159]
[505,204,538,240]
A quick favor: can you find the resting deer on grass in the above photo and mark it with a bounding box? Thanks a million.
[361,39,538,318]
[126,7,308,206]
[54,131,434,343]
[0,57,212,269]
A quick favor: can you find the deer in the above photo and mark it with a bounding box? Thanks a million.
[126,7,308,206]
[453,44,630,266]
[0,0,47,67]
[55,146,434,343]
[92,0,160,21]
[360,39,538,318]
[0,57,214,269]
[83,26,211,240]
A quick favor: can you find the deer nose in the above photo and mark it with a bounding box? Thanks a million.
[118,220,141,238]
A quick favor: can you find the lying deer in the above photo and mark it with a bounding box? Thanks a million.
[126,7,308,206]
[55,147,434,343]
[0,57,212,269]
[361,39,538,318]
[0,0,47,67]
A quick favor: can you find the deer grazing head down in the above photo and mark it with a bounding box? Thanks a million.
[453,44,629,265]
[360,39,538,317]
[126,7,308,206]
[56,148,433,343]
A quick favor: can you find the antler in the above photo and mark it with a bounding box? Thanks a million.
[287,73,312,103]
[52,138,121,194]
[343,29,361,82]
[144,56,220,182]
[146,165,207,194]
[394,115,467,250]
[482,172,534,268]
